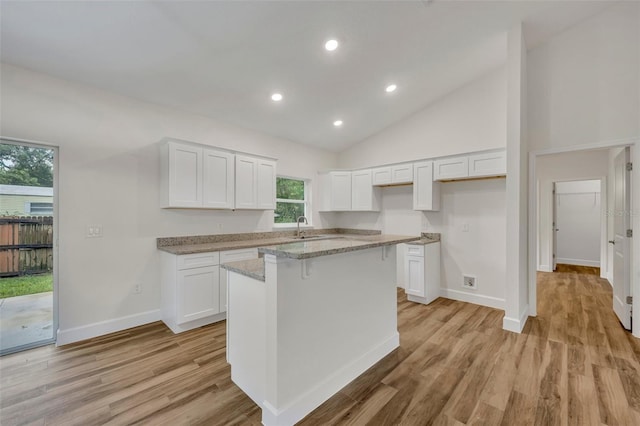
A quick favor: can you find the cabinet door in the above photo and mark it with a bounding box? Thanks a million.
[404,255,425,298]
[331,172,352,211]
[434,157,469,181]
[468,150,506,177]
[235,155,258,209]
[176,265,220,324]
[219,248,259,313]
[203,149,235,209]
[391,164,413,184]
[413,161,440,211]
[352,170,374,211]
[372,167,392,186]
[256,159,276,210]
[168,143,202,208]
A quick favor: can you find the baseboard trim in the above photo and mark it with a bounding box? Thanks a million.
[261,332,400,426]
[503,305,530,333]
[538,264,552,272]
[440,288,505,310]
[56,309,161,346]
[556,258,600,267]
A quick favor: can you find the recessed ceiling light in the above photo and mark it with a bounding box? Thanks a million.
[333,120,343,127]
[324,39,339,51]
[385,84,397,93]
[271,93,283,102]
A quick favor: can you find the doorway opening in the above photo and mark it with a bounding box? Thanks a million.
[552,179,605,275]
[529,141,636,335]
[0,139,58,355]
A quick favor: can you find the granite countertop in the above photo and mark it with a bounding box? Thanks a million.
[405,232,441,246]
[156,228,382,255]
[158,237,295,255]
[221,258,265,282]
[258,234,421,260]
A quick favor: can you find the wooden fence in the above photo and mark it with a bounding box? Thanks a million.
[0,216,53,277]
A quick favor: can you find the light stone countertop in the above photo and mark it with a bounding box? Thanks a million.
[221,258,265,282]
[405,233,441,246]
[258,234,421,260]
[157,237,295,255]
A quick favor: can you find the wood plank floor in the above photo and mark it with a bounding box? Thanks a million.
[1,270,639,425]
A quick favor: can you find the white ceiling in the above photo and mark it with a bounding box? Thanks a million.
[0,1,613,152]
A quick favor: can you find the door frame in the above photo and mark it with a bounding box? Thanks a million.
[528,138,639,338]
[548,177,607,274]
[0,136,59,353]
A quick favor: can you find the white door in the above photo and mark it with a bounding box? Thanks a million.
[351,170,372,211]
[612,148,631,330]
[552,182,558,271]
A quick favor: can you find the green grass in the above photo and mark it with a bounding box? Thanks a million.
[0,273,53,298]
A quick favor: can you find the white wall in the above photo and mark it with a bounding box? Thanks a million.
[334,63,509,310]
[555,180,602,267]
[536,149,609,274]
[335,180,506,309]
[528,2,639,151]
[0,63,338,342]
[337,67,507,169]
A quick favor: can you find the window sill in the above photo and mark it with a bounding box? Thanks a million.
[272,223,314,230]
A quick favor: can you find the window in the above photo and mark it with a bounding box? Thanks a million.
[274,177,309,225]
[26,202,53,215]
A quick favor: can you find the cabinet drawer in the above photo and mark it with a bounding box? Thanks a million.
[177,252,220,270]
[220,248,259,263]
[405,245,424,256]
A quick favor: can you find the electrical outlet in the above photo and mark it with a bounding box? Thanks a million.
[217,223,224,231]
[462,223,469,232]
[86,225,103,238]
[463,275,477,290]
[132,283,141,294]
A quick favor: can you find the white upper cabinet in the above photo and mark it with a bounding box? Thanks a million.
[433,156,469,181]
[352,170,380,211]
[165,142,202,208]
[372,167,392,185]
[468,150,506,178]
[202,149,235,209]
[320,171,352,211]
[235,155,277,210]
[256,159,276,210]
[235,155,258,209]
[162,140,276,210]
[391,164,413,184]
[372,164,413,186]
[331,172,353,211]
[433,150,506,181]
[413,161,440,211]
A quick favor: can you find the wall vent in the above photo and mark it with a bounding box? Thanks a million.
[463,275,477,290]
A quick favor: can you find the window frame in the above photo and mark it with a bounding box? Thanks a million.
[25,201,54,215]
[273,175,311,228]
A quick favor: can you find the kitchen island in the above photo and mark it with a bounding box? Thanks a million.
[222,234,419,426]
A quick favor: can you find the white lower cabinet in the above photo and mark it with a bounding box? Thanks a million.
[404,242,441,305]
[219,248,259,312]
[177,265,220,324]
[161,251,224,333]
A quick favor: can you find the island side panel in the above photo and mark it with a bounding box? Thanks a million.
[263,246,399,425]
[227,270,266,406]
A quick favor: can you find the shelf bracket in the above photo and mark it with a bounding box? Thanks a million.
[301,259,311,279]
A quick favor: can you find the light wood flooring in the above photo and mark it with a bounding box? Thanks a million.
[1,270,639,425]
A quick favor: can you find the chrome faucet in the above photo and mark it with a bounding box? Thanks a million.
[297,216,308,238]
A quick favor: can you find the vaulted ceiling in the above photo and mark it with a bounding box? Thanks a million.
[0,1,612,151]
